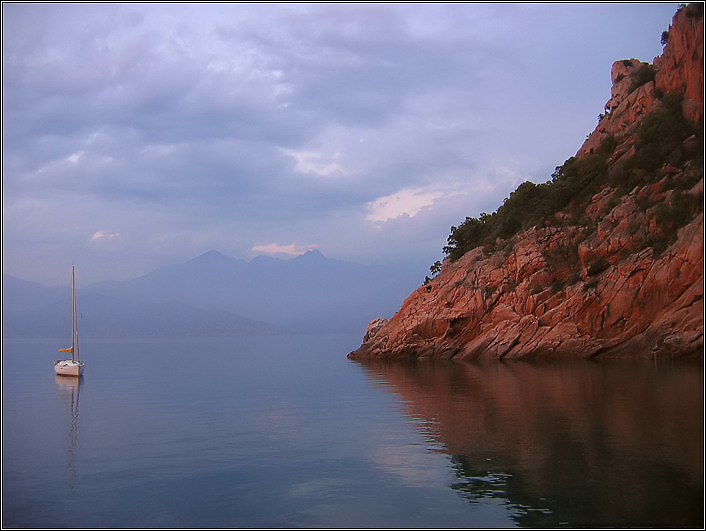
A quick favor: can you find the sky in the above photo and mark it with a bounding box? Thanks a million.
[3,2,681,286]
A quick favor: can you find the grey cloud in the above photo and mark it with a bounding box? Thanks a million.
[2,3,680,284]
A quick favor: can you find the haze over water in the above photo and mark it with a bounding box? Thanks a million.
[3,334,702,528]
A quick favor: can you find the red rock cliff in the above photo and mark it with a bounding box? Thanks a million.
[350,4,703,361]
[580,3,703,155]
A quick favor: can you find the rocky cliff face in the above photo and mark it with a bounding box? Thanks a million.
[350,4,703,361]
[580,3,704,156]
[655,3,704,122]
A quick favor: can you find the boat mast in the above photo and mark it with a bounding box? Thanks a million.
[72,265,78,363]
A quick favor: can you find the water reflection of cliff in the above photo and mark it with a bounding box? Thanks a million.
[54,375,82,492]
[357,360,703,528]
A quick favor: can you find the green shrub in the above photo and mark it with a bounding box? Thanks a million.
[661,30,670,46]
[587,258,610,276]
[551,279,565,294]
[429,260,442,276]
[655,190,704,241]
[583,279,599,292]
[628,64,656,93]
[650,236,669,256]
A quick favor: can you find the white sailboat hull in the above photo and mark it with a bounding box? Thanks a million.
[55,360,85,377]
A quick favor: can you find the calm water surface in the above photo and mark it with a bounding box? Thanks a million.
[2,334,703,528]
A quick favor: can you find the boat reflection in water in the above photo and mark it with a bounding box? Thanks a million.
[54,374,83,492]
[355,359,703,528]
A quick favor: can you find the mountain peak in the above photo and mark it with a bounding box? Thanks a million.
[295,249,325,261]
[196,250,229,261]
[187,250,238,268]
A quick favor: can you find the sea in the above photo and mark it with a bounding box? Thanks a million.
[2,334,703,529]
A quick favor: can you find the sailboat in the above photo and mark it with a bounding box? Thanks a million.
[55,265,85,377]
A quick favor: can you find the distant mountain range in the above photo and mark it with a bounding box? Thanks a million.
[2,250,424,338]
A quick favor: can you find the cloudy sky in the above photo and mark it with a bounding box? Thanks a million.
[3,2,680,286]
